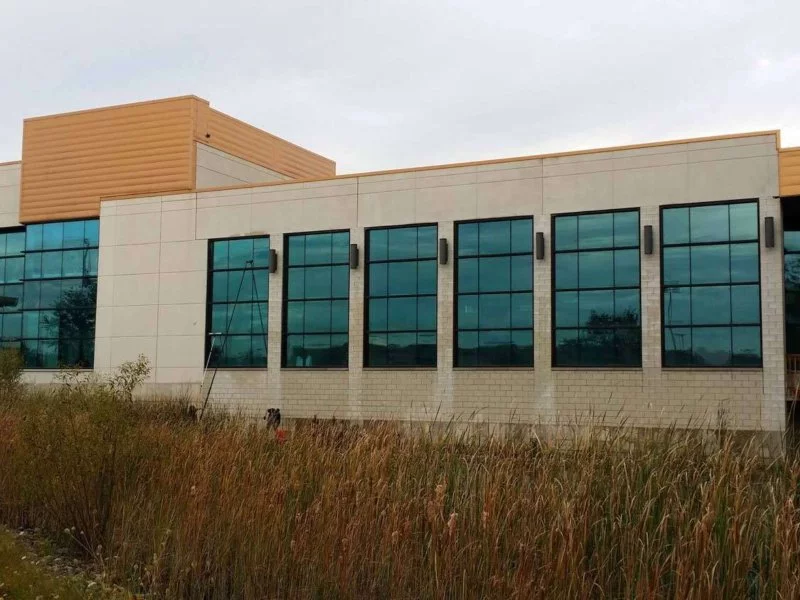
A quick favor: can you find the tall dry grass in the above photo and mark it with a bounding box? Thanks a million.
[1,387,799,598]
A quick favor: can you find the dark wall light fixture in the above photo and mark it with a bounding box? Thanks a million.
[643,225,654,255]
[535,231,545,260]
[349,243,359,269]
[268,249,278,273]
[765,216,775,248]
[438,238,448,265]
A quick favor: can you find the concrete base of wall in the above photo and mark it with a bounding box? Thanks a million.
[18,374,786,454]
[128,381,786,454]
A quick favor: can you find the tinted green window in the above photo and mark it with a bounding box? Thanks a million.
[366,225,437,367]
[284,231,349,367]
[455,218,532,367]
[662,201,761,367]
[784,216,800,354]
[553,210,641,367]
[0,229,25,358]
[8,219,100,369]
[207,237,269,368]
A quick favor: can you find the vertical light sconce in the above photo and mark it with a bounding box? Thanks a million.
[535,232,545,260]
[765,216,775,248]
[349,243,359,269]
[438,238,448,265]
[643,225,654,255]
[268,249,278,273]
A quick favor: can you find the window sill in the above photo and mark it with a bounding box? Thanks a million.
[363,367,438,372]
[452,366,534,371]
[551,367,643,372]
[22,368,94,373]
[661,366,763,372]
[280,367,349,372]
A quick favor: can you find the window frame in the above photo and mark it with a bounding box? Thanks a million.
[452,215,535,368]
[17,218,100,370]
[204,234,271,370]
[281,228,351,369]
[550,207,642,369]
[363,222,438,369]
[659,198,763,369]
[0,226,27,355]
[783,206,800,355]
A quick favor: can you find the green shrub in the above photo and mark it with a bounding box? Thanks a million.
[0,347,24,402]
[105,354,151,401]
[56,354,151,401]
[11,388,141,556]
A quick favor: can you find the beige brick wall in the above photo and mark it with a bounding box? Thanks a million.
[89,133,785,432]
[0,162,21,228]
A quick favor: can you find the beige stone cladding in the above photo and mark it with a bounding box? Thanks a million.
[195,143,291,188]
[91,133,783,432]
[0,162,21,228]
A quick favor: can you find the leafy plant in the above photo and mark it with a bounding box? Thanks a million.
[105,354,151,401]
[55,354,151,401]
[0,347,24,402]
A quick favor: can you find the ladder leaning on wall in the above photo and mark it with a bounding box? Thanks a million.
[199,260,268,419]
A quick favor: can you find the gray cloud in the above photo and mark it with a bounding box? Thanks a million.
[1,0,798,172]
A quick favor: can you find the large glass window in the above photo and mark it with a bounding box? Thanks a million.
[785,207,800,354]
[283,231,349,368]
[0,229,25,354]
[207,237,269,368]
[455,218,533,366]
[366,225,437,367]
[21,220,99,368]
[661,201,761,367]
[553,210,641,367]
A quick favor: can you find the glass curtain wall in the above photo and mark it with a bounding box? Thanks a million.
[21,220,99,368]
[0,229,25,354]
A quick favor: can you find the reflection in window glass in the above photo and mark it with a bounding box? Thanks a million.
[455,218,533,367]
[9,219,100,368]
[785,212,800,354]
[662,201,761,367]
[207,237,269,368]
[0,229,25,358]
[553,210,641,367]
[366,225,437,367]
[284,231,349,367]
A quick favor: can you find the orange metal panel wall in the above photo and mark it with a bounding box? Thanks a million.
[196,104,335,181]
[20,97,196,222]
[781,149,800,197]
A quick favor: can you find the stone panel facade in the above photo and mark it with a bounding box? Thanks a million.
[86,133,784,432]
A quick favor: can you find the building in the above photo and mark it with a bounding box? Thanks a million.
[1,95,799,434]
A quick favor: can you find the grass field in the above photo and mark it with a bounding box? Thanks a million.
[1,383,799,598]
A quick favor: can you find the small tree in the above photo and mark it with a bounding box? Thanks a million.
[106,354,151,401]
[55,353,151,401]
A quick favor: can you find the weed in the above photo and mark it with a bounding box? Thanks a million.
[0,387,799,598]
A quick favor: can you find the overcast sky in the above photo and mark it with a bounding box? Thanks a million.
[1,0,798,173]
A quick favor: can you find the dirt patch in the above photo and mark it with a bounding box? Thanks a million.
[0,526,131,599]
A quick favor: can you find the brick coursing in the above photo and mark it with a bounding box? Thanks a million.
[198,198,784,432]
